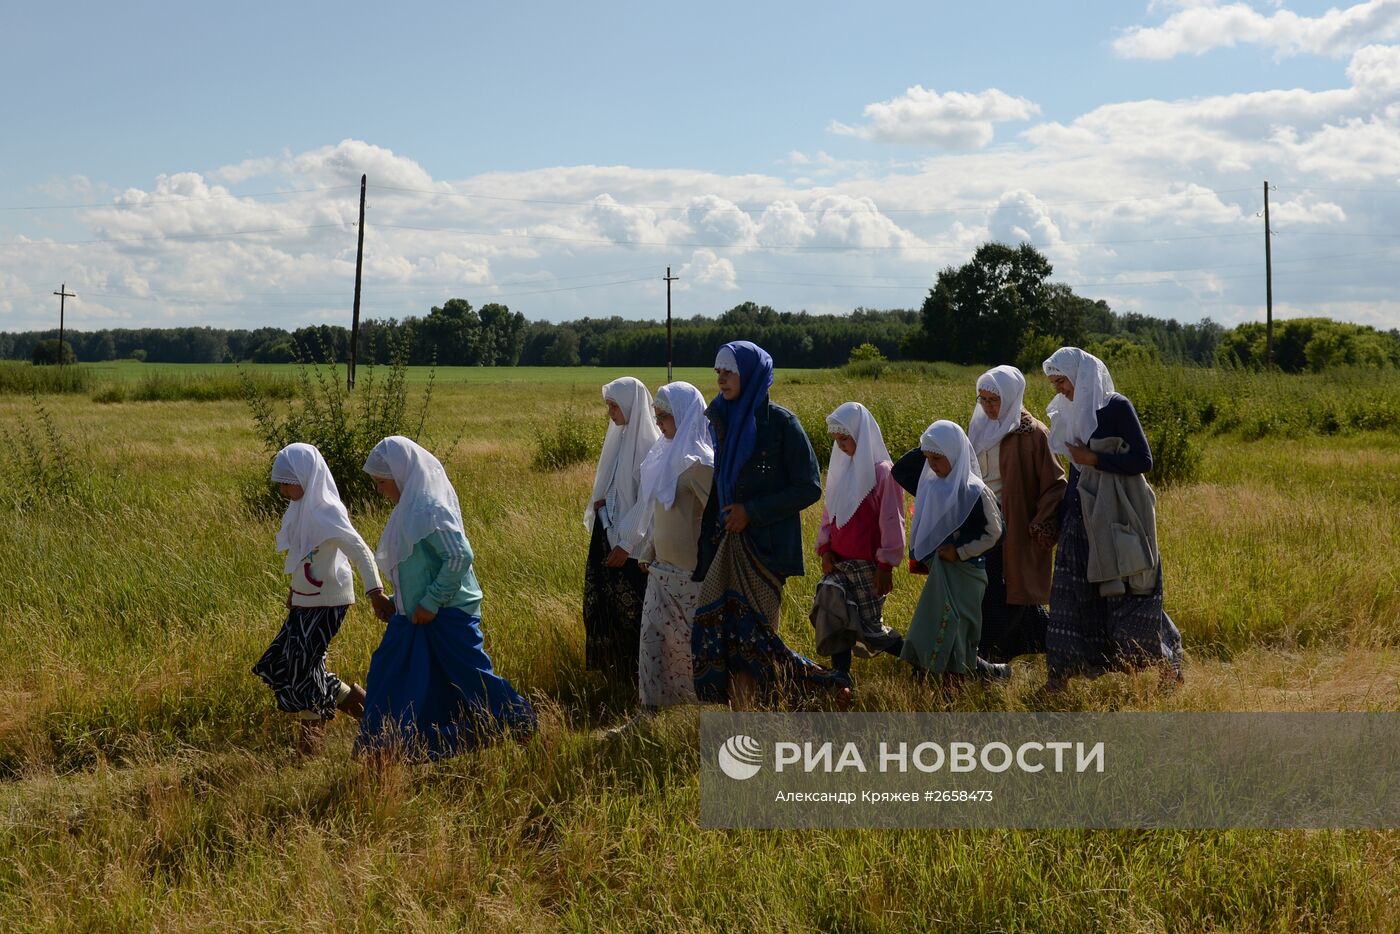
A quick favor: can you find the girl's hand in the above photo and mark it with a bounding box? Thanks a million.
[369,590,394,622]
[876,565,894,596]
[605,546,630,568]
[1066,443,1099,467]
[937,544,959,563]
[412,605,436,626]
[638,561,650,574]
[821,553,836,576]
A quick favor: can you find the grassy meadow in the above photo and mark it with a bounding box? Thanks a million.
[1,360,1399,931]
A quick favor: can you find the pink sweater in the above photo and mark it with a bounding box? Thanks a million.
[816,461,906,570]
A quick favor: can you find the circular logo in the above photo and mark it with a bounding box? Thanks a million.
[717,734,763,780]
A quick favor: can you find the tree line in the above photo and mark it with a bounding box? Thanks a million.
[8,242,1399,372]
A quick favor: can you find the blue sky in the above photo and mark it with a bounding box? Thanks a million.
[3,0,1399,333]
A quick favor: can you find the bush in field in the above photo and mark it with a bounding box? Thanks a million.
[2,393,94,509]
[94,370,296,404]
[0,361,91,395]
[31,339,77,366]
[532,405,603,471]
[241,331,437,512]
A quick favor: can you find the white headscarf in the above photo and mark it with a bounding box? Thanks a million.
[967,365,1028,455]
[1042,347,1116,456]
[585,377,661,540]
[363,436,465,573]
[714,345,739,373]
[909,420,987,563]
[636,381,714,517]
[273,443,363,576]
[823,401,892,528]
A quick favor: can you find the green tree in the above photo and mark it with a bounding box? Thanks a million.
[906,241,1056,365]
[32,339,77,365]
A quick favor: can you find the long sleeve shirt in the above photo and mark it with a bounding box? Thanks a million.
[387,528,483,618]
[815,461,906,569]
[289,534,383,608]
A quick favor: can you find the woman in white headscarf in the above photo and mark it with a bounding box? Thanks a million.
[355,436,536,760]
[626,381,713,712]
[1041,348,1184,693]
[898,421,1003,684]
[809,402,907,684]
[967,365,1066,667]
[582,377,661,689]
[254,443,392,752]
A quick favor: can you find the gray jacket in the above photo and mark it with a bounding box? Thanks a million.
[1078,436,1159,596]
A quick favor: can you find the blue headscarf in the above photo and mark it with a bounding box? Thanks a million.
[709,340,774,508]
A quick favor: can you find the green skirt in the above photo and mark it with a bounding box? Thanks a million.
[900,558,988,675]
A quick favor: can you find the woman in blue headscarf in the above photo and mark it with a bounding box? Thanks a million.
[691,341,852,710]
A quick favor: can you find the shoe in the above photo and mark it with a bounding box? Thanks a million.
[337,682,367,719]
[974,657,1012,682]
[835,686,854,711]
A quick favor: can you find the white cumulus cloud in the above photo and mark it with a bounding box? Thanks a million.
[1114,0,1400,60]
[829,85,1040,148]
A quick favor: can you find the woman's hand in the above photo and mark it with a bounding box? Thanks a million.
[1031,527,1058,550]
[638,561,650,574]
[876,565,894,596]
[937,544,959,563]
[412,605,437,626]
[369,589,394,622]
[605,546,630,568]
[721,503,750,533]
[1066,443,1099,467]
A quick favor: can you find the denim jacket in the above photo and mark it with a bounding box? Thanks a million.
[694,401,821,582]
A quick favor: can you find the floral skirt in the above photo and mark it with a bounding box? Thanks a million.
[691,533,850,706]
[582,516,647,684]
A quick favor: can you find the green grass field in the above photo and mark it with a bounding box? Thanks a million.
[1,363,1399,931]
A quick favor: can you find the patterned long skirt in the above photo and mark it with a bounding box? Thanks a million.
[809,558,903,657]
[978,540,1049,662]
[1047,483,1184,680]
[355,607,537,760]
[582,515,647,685]
[638,560,700,707]
[691,532,850,706]
[252,605,350,721]
[900,558,988,675]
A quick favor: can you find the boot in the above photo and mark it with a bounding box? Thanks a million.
[337,682,367,719]
[974,656,1012,682]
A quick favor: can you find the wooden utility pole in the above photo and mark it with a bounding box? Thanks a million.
[53,283,75,367]
[349,174,367,389]
[664,266,679,381]
[1263,180,1274,369]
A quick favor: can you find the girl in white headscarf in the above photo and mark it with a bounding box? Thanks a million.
[1040,347,1184,693]
[809,402,907,683]
[252,443,392,753]
[582,376,661,689]
[966,366,1066,668]
[355,436,536,760]
[898,421,1003,683]
[624,381,714,714]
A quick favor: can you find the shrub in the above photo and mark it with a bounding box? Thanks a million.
[0,361,91,395]
[1146,413,1202,488]
[32,339,77,366]
[94,370,296,404]
[2,393,95,509]
[532,405,603,471]
[241,331,438,512]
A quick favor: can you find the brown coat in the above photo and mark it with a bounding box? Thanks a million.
[995,410,1067,605]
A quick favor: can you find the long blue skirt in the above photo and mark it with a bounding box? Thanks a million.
[355,607,537,760]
